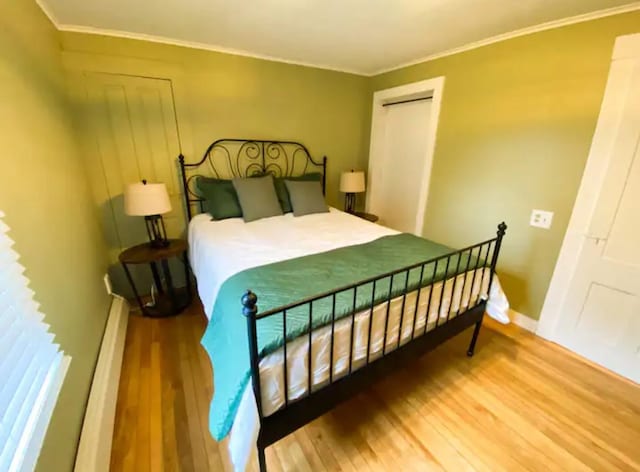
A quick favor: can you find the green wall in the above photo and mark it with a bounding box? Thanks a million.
[371,11,640,319]
[0,1,111,471]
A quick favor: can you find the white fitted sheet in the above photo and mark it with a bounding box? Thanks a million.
[189,209,510,471]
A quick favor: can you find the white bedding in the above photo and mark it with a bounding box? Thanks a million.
[189,208,397,319]
[189,209,510,471]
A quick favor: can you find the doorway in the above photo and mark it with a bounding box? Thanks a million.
[366,78,444,235]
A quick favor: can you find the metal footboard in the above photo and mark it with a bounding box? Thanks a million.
[241,223,507,471]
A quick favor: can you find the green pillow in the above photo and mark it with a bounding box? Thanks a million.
[232,174,284,222]
[196,177,242,220]
[273,172,322,213]
[284,180,329,217]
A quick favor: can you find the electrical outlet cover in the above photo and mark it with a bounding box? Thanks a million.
[530,209,553,229]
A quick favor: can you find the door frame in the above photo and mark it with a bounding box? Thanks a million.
[366,77,445,235]
[537,33,640,340]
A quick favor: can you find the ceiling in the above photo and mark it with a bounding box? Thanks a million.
[41,0,639,75]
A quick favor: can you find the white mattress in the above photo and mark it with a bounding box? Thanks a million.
[189,209,510,471]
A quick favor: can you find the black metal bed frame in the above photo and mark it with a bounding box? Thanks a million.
[178,139,507,472]
[178,138,326,220]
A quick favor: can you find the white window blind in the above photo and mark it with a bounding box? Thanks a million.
[0,211,70,472]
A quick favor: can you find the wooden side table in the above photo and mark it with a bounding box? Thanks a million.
[352,211,379,223]
[119,239,192,317]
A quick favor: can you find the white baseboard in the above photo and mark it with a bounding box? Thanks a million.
[509,309,539,333]
[74,295,129,472]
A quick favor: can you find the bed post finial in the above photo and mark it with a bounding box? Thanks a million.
[497,221,507,237]
[241,290,258,317]
[178,153,185,164]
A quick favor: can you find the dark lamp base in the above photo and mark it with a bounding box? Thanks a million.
[145,214,169,249]
[344,192,357,213]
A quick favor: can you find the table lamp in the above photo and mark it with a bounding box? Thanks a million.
[124,180,172,248]
[339,170,365,213]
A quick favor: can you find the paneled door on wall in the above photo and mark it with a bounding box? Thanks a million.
[552,39,640,384]
[82,73,184,295]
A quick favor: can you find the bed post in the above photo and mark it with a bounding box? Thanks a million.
[467,222,507,357]
[178,154,192,221]
[322,155,327,195]
[241,290,267,472]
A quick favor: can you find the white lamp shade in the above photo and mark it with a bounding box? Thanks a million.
[124,182,172,216]
[340,171,366,193]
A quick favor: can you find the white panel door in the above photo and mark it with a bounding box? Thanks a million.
[554,49,640,383]
[371,99,432,234]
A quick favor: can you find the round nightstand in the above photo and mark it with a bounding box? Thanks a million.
[119,239,192,317]
[352,211,379,223]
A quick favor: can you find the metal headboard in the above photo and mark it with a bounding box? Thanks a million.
[178,139,327,220]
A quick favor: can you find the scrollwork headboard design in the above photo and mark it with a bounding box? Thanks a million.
[178,139,327,220]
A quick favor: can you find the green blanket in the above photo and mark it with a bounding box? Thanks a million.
[202,233,480,441]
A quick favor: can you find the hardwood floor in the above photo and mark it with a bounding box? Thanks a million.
[111,301,640,471]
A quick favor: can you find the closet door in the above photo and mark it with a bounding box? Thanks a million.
[81,73,184,295]
[368,98,433,234]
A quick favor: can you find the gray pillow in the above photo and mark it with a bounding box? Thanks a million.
[284,180,329,217]
[232,175,283,222]
[273,172,323,213]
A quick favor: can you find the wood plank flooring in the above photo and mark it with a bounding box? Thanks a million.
[111,300,640,471]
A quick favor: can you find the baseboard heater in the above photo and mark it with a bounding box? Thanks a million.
[74,295,129,472]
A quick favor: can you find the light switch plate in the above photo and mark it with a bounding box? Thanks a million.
[530,209,553,229]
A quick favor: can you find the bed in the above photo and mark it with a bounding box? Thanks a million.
[178,139,509,472]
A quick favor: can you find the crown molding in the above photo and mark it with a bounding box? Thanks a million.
[35,0,640,77]
[55,24,364,76]
[371,2,640,76]
[35,0,61,27]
